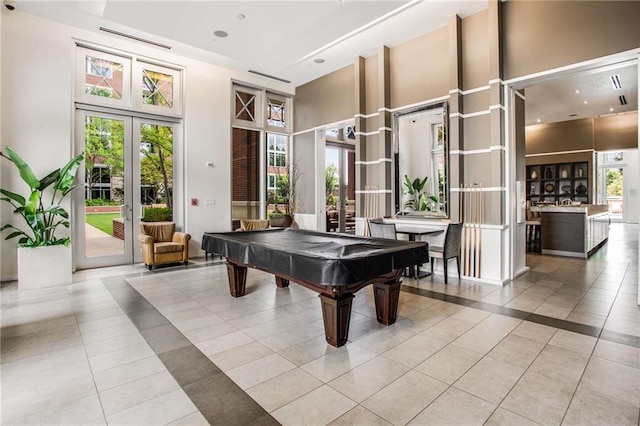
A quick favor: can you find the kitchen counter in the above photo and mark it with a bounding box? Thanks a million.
[529,205,610,258]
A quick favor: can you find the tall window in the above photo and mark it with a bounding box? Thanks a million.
[268,134,287,167]
[232,85,292,226]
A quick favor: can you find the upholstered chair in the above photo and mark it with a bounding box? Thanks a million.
[429,222,463,284]
[138,222,190,270]
[239,219,270,231]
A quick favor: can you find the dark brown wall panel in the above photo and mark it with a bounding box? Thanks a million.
[594,112,638,151]
[294,64,355,132]
[461,9,489,90]
[389,26,449,109]
[526,119,594,154]
[526,113,638,155]
[232,128,260,202]
[503,1,640,80]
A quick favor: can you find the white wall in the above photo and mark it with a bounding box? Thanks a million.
[0,11,293,281]
[622,148,639,223]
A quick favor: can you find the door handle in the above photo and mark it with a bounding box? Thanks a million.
[120,204,130,221]
[138,204,144,220]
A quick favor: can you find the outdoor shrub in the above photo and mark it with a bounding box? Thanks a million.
[142,207,172,222]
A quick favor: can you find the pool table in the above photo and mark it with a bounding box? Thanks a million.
[202,228,427,347]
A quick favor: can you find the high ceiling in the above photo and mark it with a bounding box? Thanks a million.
[10,0,639,125]
[524,62,638,126]
[14,0,486,86]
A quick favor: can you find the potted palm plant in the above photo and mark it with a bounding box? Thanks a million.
[1,147,83,290]
[403,175,438,212]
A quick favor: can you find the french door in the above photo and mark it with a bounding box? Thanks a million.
[74,110,178,269]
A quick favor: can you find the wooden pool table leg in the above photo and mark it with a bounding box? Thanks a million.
[226,261,247,297]
[373,281,401,325]
[275,276,290,288]
[319,293,354,347]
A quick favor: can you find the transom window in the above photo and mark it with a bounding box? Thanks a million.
[235,91,256,122]
[84,56,123,100]
[142,69,174,108]
[267,97,285,128]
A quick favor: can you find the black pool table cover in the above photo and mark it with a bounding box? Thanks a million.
[202,228,427,285]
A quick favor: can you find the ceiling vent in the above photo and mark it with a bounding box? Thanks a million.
[619,95,628,105]
[610,74,622,90]
[248,70,291,84]
[99,27,171,49]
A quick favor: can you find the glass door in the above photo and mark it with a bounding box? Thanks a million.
[325,145,356,233]
[76,111,133,269]
[75,111,176,268]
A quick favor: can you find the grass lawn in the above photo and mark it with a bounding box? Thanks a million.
[86,213,120,235]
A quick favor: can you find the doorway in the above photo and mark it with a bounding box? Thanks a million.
[325,144,356,233]
[508,54,639,279]
[75,110,179,269]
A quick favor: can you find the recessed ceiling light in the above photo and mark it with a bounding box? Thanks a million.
[536,119,541,123]
[237,13,245,20]
[214,30,228,38]
[314,58,325,64]
[575,89,580,94]
[609,108,614,112]
[583,100,588,104]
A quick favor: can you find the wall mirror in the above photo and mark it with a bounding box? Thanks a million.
[393,101,449,218]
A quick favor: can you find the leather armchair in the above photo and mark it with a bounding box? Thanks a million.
[138,222,191,270]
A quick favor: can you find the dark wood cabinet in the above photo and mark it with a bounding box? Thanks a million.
[526,161,588,204]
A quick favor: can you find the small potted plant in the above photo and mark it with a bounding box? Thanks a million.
[403,175,438,212]
[1,147,83,290]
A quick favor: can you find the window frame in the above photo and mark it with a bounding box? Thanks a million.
[76,47,132,107]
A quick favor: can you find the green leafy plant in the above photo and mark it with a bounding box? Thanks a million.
[141,207,172,222]
[0,147,84,247]
[403,175,438,211]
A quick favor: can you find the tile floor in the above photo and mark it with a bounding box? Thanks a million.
[1,223,639,425]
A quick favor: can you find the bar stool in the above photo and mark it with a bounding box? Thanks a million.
[526,209,541,253]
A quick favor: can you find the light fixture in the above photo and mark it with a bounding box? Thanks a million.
[610,107,614,112]
[583,100,588,104]
[575,89,580,94]
[237,13,245,20]
[214,30,228,38]
[536,119,541,123]
[314,58,325,64]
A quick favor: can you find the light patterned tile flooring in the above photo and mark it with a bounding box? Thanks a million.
[1,223,638,425]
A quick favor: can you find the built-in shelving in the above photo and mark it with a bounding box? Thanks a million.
[526,161,589,204]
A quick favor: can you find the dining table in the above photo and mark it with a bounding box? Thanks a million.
[393,224,444,278]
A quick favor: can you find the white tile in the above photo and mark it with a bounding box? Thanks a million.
[408,387,496,425]
[195,330,255,356]
[226,353,296,389]
[99,370,180,414]
[272,385,357,426]
[92,355,167,392]
[361,370,448,425]
[301,344,377,382]
[329,356,409,402]
[5,393,105,426]
[382,332,449,368]
[246,368,323,412]
[106,389,197,425]
[329,406,392,426]
[454,357,525,404]
[415,344,483,385]
[88,342,155,372]
[579,357,640,406]
[209,341,274,371]
[563,385,640,425]
[548,329,597,355]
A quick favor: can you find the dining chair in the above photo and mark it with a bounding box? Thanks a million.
[429,222,463,284]
[369,220,397,239]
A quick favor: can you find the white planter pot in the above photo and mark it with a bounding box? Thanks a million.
[18,245,72,290]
